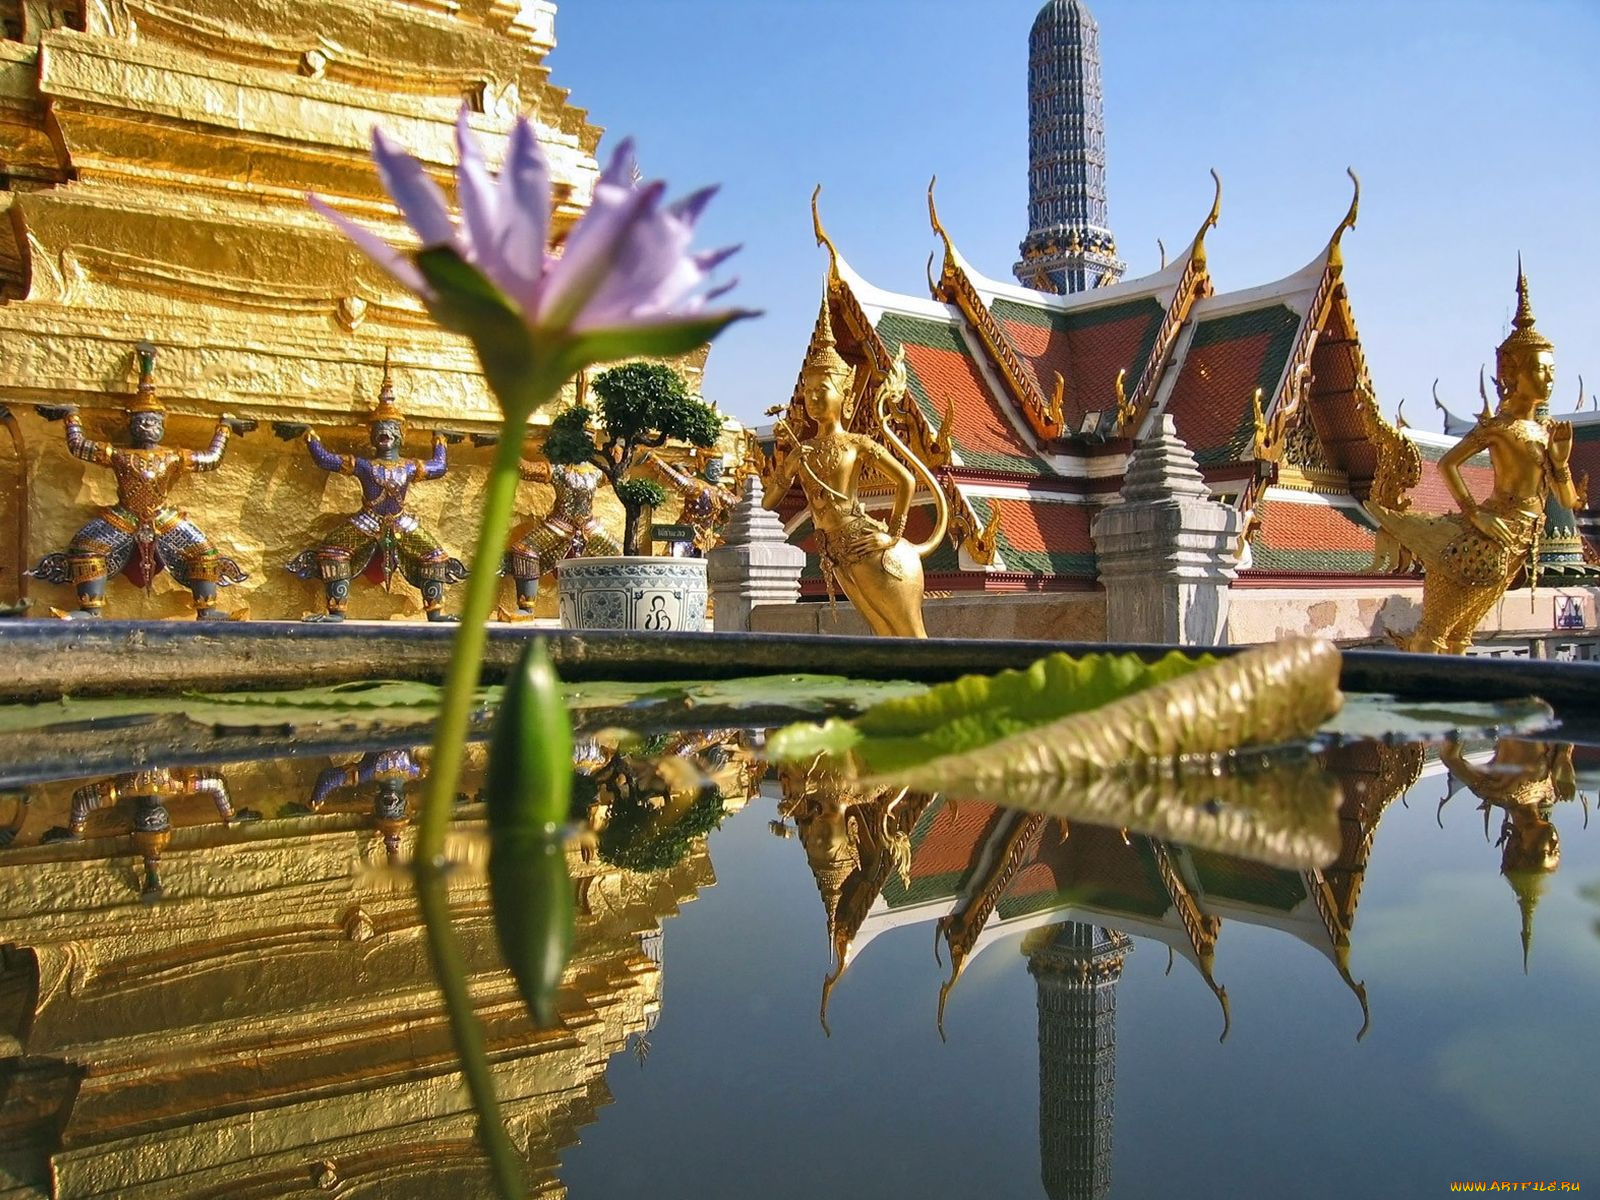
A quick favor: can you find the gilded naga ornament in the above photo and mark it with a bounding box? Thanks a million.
[504,456,620,616]
[762,303,949,637]
[30,345,251,618]
[281,362,466,622]
[1366,268,1588,653]
[640,448,737,556]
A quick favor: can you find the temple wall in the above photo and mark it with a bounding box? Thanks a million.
[1,408,736,620]
[751,591,1107,641]
[747,584,1600,650]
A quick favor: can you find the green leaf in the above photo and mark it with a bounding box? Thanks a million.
[564,312,750,374]
[415,248,542,414]
[768,649,1217,774]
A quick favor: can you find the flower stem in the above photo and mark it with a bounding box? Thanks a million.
[416,419,546,1200]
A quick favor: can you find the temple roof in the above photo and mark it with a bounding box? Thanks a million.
[773,173,1418,590]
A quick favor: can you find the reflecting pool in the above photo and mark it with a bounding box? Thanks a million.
[0,724,1594,1198]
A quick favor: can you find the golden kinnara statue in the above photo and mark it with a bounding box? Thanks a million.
[762,305,948,637]
[29,345,250,619]
[1367,268,1588,653]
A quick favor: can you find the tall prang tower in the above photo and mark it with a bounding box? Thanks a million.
[1014,0,1125,294]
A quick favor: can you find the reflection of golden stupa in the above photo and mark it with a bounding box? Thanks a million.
[0,752,716,1197]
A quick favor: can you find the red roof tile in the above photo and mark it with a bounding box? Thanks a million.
[876,311,1050,477]
[1165,305,1302,465]
[992,296,1166,430]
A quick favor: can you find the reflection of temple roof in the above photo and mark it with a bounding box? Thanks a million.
[797,743,1424,1043]
[775,174,1426,590]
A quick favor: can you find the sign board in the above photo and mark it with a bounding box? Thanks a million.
[651,524,696,543]
[1555,595,1586,631]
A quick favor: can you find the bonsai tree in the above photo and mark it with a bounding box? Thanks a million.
[542,361,723,556]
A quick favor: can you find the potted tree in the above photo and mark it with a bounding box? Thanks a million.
[543,361,724,631]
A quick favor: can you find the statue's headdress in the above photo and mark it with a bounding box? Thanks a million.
[1496,259,1554,385]
[126,341,165,415]
[369,350,406,427]
[802,299,855,387]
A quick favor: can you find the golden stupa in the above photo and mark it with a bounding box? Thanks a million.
[0,2,730,620]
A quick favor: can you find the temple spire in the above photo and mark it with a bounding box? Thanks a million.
[1014,0,1125,293]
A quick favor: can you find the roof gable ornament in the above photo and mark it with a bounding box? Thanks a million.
[925,175,1061,440]
[1327,167,1360,269]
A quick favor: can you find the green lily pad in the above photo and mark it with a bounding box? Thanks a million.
[767,649,1217,773]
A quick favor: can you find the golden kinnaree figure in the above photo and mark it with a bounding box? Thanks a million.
[762,305,948,637]
[1366,267,1588,653]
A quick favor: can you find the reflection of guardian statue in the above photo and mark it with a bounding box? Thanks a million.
[42,767,258,900]
[309,748,424,862]
[505,458,619,615]
[1367,269,1587,653]
[30,345,249,618]
[1438,739,1576,970]
[282,363,465,622]
[641,450,736,556]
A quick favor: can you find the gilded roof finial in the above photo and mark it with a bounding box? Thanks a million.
[810,184,842,285]
[1190,169,1223,273]
[128,340,164,414]
[927,174,960,285]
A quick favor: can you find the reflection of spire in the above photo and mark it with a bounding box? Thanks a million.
[1026,922,1130,1200]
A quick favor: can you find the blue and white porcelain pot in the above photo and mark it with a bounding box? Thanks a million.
[555,556,709,632]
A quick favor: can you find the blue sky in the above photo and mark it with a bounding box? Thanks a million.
[551,1,1599,431]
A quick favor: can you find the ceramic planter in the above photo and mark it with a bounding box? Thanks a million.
[555,556,709,632]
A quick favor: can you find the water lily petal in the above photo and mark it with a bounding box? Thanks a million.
[492,118,552,313]
[667,184,718,226]
[453,108,500,264]
[598,136,637,189]
[372,129,456,247]
[535,179,664,331]
[308,193,431,296]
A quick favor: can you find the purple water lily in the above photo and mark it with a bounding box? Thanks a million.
[312,109,754,412]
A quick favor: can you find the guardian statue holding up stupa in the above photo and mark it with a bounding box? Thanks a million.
[279,360,466,622]
[762,304,948,638]
[30,344,251,619]
[641,448,737,556]
[504,455,619,616]
[1367,267,1588,654]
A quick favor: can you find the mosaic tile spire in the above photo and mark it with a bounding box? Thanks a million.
[1014,0,1125,294]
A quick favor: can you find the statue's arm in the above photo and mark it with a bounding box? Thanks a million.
[519,457,550,483]
[760,445,801,508]
[863,439,916,537]
[1546,421,1585,510]
[183,419,231,472]
[1438,425,1491,516]
[419,434,448,480]
[62,411,113,466]
[305,430,354,475]
[311,764,359,808]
